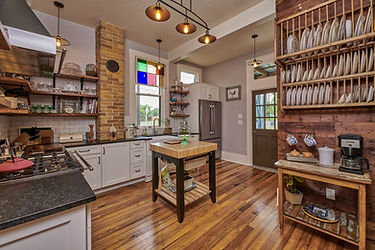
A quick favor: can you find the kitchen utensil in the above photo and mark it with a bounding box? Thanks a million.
[318,146,334,166]
[125,126,135,139]
[304,134,317,147]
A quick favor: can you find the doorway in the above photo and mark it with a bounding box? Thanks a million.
[252,89,278,168]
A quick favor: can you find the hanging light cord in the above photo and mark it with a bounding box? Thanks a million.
[57,5,60,35]
[157,41,160,64]
[253,37,256,59]
[158,0,210,31]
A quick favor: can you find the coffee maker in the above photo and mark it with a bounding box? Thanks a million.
[338,134,369,175]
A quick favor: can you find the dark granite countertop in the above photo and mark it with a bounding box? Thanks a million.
[0,169,96,231]
[62,133,199,148]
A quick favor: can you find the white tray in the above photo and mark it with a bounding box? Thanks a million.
[286,153,318,163]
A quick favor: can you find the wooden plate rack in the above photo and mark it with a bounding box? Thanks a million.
[275,0,375,110]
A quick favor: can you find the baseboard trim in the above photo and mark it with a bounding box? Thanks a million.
[221,151,250,166]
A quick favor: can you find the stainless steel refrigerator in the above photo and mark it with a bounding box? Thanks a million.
[199,100,222,159]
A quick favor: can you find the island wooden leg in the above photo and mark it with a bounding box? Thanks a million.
[152,152,158,202]
[176,158,185,223]
[209,151,216,203]
[358,184,366,250]
[278,168,284,229]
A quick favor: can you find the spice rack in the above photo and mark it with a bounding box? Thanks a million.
[275,0,375,110]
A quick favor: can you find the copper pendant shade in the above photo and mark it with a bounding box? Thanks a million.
[198,31,216,44]
[145,2,170,22]
[53,1,70,47]
[176,19,196,34]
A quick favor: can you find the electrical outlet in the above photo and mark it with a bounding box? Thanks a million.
[326,188,336,200]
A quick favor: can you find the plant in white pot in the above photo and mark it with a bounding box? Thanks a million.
[283,175,305,205]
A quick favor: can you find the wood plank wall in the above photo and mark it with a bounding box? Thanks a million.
[275,0,375,240]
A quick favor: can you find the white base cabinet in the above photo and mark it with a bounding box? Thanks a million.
[0,205,89,250]
[102,142,130,187]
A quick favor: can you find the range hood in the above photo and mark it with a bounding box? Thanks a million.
[0,0,65,76]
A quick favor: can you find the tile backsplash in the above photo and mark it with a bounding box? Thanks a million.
[0,116,96,142]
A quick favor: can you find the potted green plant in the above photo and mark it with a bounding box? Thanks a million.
[283,175,305,205]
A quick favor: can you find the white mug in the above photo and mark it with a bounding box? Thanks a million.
[286,133,298,146]
[304,134,317,147]
[345,20,352,39]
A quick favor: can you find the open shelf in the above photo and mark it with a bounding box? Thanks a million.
[0,108,29,115]
[28,113,98,117]
[55,73,98,82]
[30,90,98,98]
[155,181,211,206]
[169,90,190,95]
[0,76,32,92]
[169,114,190,118]
[169,101,190,106]
[283,201,359,245]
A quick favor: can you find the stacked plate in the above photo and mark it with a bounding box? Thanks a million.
[285,85,331,106]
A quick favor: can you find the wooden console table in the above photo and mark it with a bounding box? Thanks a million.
[150,141,217,223]
[275,160,372,250]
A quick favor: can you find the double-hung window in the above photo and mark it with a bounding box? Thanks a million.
[136,58,165,126]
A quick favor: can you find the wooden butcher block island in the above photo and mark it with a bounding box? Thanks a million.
[150,141,217,223]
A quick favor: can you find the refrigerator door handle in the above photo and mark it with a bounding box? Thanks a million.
[210,104,214,135]
[212,104,215,135]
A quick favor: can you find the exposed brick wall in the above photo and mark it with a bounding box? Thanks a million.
[95,21,125,140]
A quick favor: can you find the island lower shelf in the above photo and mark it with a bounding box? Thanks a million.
[283,201,359,245]
[155,181,211,206]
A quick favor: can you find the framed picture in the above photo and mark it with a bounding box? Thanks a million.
[226,85,241,101]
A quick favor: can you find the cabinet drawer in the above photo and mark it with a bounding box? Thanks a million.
[130,140,145,149]
[130,149,145,163]
[67,145,101,156]
[130,162,145,179]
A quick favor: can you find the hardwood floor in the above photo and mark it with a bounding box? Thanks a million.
[91,160,360,249]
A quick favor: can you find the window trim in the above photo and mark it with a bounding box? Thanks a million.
[177,63,201,84]
[129,49,169,127]
[136,84,162,126]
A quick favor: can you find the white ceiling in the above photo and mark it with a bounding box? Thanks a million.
[183,18,274,67]
[29,0,263,51]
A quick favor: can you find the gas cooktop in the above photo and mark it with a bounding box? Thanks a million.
[0,151,82,183]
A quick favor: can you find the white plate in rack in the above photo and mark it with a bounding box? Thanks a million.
[364,9,372,34]
[291,88,296,105]
[325,85,330,104]
[338,16,344,40]
[369,48,374,71]
[291,65,296,83]
[368,86,374,102]
[345,53,351,75]
[360,50,366,73]
[329,18,337,43]
[325,65,332,78]
[302,70,308,82]
[286,88,291,105]
[353,85,359,102]
[339,93,346,104]
[352,52,358,74]
[314,24,322,47]
[320,67,325,79]
[346,92,352,103]
[296,64,301,82]
[281,70,285,83]
[296,87,302,105]
[307,28,313,49]
[338,54,344,76]
[313,68,319,80]
[318,85,325,104]
[360,85,366,102]
[308,69,313,81]
[286,70,291,83]
[301,86,307,105]
[332,64,338,77]
[312,86,319,104]
[307,86,313,104]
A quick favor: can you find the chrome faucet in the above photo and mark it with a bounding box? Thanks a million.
[153,118,160,135]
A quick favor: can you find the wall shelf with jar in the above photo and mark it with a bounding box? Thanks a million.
[275,0,375,110]
[169,82,190,117]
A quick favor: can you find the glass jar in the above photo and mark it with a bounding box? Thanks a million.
[178,121,191,135]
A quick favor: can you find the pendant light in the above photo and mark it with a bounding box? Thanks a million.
[53,1,70,47]
[145,1,171,22]
[249,34,262,67]
[198,30,216,44]
[176,10,196,34]
[146,0,216,44]
[156,39,163,70]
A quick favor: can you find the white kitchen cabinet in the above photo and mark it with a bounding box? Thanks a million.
[102,142,130,187]
[0,205,88,250]
[82,154,102,190]
[67,146,102,190]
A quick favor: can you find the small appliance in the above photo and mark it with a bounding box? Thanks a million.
[338,134,369,174]
[125,126,135,139]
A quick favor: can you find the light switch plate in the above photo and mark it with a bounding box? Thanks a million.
[238,114,243,119]
[238,120,243,125]
[326,188,335,200]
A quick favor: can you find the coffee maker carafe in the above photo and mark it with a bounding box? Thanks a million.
[338,134,369,175]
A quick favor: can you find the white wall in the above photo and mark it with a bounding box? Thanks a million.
[203,46,276,165]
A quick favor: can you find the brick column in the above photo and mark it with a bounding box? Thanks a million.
[95,21,125,140]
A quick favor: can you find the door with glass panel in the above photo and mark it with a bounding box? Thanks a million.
[252,89,278,168]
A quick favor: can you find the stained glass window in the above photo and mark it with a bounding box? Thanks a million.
[136,57,165,87]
